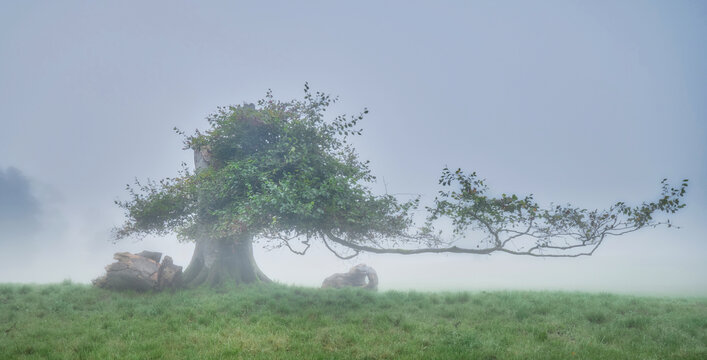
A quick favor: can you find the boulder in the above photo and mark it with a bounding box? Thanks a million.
[157,255,182,290]
[322,264,378,290]
[93,251,182,291]
[136,250,162,263]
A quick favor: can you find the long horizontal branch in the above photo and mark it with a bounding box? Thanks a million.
[323,228,613,258]
[321,234,360,259]
[325,230,502,256]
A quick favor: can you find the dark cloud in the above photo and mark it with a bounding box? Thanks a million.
[0,166,41,241]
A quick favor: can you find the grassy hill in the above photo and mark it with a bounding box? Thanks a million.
[0,282,705,359]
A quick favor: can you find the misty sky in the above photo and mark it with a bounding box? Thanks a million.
[0,1,705,295]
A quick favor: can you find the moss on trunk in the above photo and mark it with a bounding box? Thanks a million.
[182,234,270,287]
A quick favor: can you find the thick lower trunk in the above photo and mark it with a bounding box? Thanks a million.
[182,234,271,287]
[187,148,270,287]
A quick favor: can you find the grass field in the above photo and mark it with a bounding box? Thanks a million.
[0,282,705,359]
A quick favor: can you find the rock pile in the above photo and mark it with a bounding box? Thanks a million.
[93,251,182,291]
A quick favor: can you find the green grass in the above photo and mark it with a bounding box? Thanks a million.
[0,283,705,359]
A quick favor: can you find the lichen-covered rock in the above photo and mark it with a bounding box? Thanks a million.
[157,255,182,290]
[93,251,182,291]
[322,264,378,290]
[136,250,162,263]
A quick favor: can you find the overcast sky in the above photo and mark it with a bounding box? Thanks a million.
[1,1,705,295]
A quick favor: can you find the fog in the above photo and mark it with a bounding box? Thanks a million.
[1,1,705,296]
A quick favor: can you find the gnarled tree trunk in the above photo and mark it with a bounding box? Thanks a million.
[181,234,271,287]
[182,146,271,287]
[322,264,378,290]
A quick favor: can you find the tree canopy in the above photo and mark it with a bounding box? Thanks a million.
[115,86,420,259]
[115,86,689,264]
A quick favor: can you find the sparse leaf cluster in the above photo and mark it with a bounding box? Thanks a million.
[422,168,689,257]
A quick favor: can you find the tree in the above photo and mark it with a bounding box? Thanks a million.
[114,86,689,287]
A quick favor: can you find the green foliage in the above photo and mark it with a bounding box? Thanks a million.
[115,85,416,248]
[1,283,705,359]
[426,167,689,256]
[114,85,688,258]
